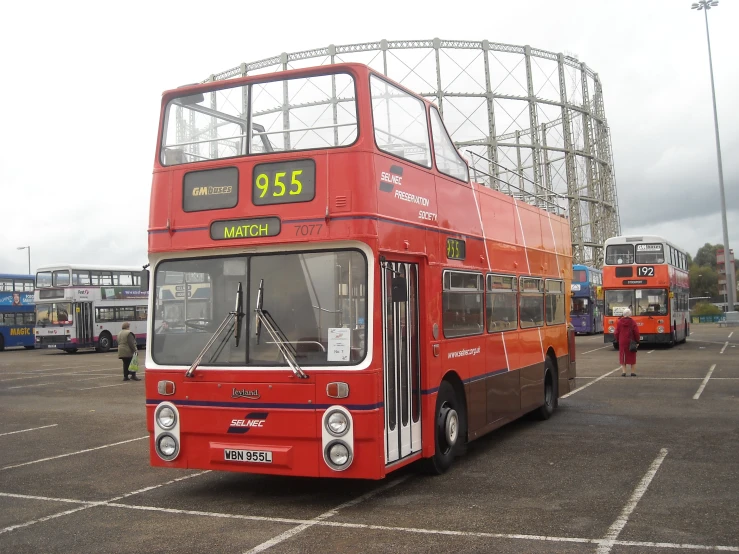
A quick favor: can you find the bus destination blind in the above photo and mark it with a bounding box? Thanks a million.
[446,238,466,260]
[252,159,315,206]
[210,217,281,240]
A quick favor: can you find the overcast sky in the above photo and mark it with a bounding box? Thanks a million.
[1,0,737,274]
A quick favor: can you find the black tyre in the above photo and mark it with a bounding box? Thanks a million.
[535,357,558,421]
[64,348,78,354]
[24,345,35,350]
[0,334,4,352]
[421,380,466,475]
[612,342,619,350]
[96,333,112,353]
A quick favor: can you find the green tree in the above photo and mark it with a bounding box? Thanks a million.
[694,243,720,269]
[692,301,722,316]
[689,264,719,298]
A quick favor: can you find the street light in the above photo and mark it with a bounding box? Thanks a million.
[16,246,31,275]
[691,0,737,312]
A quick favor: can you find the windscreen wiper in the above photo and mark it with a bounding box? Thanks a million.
[254,279,308,379]
[185,282,245,378]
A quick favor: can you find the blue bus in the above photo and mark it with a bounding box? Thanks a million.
[570,265,604,335]
[0,273,36,351]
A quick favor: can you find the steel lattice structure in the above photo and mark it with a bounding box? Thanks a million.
[201,38,621,266]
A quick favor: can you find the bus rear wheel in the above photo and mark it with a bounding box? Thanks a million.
[96,332,112,353]
[421,380,466,475]
[24,345,35,350]
[0,335,4,352]
[535,357,558,421]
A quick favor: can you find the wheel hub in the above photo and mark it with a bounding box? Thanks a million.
[440,405,458,448]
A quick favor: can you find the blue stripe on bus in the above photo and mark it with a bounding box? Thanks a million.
[145,399,383,411]
[147,215,485,242]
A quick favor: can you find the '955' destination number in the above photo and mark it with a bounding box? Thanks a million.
[252,159,315,206]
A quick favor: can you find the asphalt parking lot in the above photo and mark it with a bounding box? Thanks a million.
[1,326,738,554]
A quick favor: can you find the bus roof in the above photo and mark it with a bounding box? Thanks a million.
[604,235,687,254]
[35,264,144,272]
[0,273,34,280]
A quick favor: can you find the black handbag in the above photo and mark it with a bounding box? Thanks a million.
[629,339,639,352]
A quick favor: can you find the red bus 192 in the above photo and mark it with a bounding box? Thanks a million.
[603,235,690,348]
[143,63,576,479]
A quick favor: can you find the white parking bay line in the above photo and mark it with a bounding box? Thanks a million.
[0,436,148,471]
[647,350,655,354]
[2,487,738,551]
[0,471,209,536]
[693,364,716,400]
[0,424,58,437]
[720,342,729,354]
[245,475,410,553]
[580,345,612,355]
[562,366,621,399]
[729,332,734,338]
[78,383,130,390]
[597,448,668,554]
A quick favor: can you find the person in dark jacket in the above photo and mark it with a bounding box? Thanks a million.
[615,308,640,377]
[118,322,140,381]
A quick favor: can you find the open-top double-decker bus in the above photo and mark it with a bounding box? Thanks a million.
[603,235,690,347]
[570,265,603,335]
[34,264,148,353]
[144,63,575,479]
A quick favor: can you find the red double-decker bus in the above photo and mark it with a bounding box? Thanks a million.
[603,235,690,347]
[144,63,575,479]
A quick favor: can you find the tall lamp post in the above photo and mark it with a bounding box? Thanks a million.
[691,0,736,311]
[16,246,31,275]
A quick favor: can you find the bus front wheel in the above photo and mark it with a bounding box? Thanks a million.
[0,335,4,352]
[421,380,466,475]
[96,332,112,353]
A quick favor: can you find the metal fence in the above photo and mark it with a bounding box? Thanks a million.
[199,38,622,266]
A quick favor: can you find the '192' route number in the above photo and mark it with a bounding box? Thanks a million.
[637,266,654,277]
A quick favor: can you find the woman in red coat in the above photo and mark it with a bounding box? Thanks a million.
[616,308,640,376]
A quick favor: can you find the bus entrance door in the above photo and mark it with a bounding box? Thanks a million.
[381,261,422,465]
[75,302,94,346]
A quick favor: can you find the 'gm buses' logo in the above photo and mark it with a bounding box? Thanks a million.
[183,167,238,212]
[210,217,281,240]
[192,186,233,196]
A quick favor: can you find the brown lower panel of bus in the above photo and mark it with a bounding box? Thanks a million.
[465,355,572,441]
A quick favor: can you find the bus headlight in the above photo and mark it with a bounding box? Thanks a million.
[156,433,179,461]
[325,441,352,468]
[657,326,664,333]
[608,326,615,333]
[325,410,349,436]
[322,406,353,471]
[156,405,177,429]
